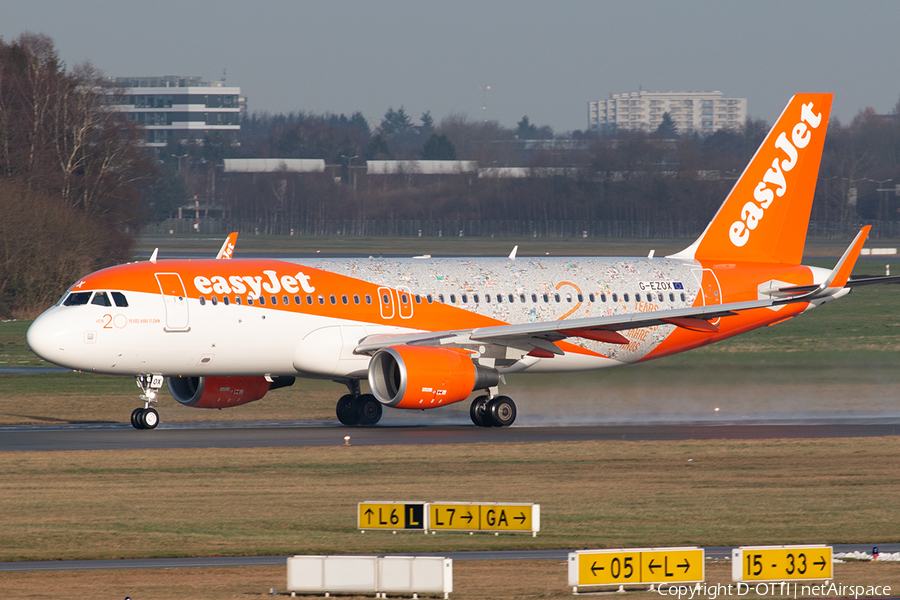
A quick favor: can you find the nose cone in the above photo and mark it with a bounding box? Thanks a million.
[27,309,76,369]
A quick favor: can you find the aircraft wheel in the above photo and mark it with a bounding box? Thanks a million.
[336,394,359,426]
[487,396,516,427]
[355,394,383,426]
[131,407,145,430]
[140,408,160,430]
[470,395,490,427]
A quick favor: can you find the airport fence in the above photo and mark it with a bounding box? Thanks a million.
[142,219,900,240]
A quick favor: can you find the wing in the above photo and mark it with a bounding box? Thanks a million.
[355,227,873,359]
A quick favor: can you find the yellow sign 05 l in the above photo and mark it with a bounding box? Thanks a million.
[569,548,704,589]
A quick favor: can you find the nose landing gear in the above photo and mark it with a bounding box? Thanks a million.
[132,375,163,430]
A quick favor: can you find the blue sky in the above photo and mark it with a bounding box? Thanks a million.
[3,1,898,132]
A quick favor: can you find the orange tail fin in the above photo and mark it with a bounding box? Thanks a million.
[670,94,833,265]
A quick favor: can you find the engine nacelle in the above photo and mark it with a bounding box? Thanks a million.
[367,345,499,409]
[166,375,294,409]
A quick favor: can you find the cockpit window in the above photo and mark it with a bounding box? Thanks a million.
[91,292,112,307]
[63,292,92,306]
[112,292,128,307]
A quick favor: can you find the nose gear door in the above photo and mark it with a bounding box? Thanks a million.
[155,273,190,332]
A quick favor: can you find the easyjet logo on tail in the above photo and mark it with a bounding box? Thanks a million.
[194,270,315,297]
[729,102,823,247]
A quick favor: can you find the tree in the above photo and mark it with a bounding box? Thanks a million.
[419,111,434,137]
[380,106,413,136]
[516,116,537,139]
[655,112,678,138]
[0,34,155,315]
[422,133,456,160]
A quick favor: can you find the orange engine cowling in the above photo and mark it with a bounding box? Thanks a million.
[166,375,294,409]
[367,345,499,409]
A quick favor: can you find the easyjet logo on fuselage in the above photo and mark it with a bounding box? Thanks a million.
[194,270,315,297]
[729,101,823,247]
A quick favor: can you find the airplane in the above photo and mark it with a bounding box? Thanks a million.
[25,93,897,429]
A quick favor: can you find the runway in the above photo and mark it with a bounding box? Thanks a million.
[1,417,899,452]
[1,545,897,572]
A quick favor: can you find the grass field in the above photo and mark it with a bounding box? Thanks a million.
[1,439,899,598]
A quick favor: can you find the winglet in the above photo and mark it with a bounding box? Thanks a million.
[216,232,238,259]
[149,248,158,264]
[509,245,518,260]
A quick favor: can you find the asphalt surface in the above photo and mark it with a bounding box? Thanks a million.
[2,418,900,452]
[2,545,898,572]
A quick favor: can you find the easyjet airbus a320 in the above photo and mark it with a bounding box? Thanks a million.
[26,94,896,429]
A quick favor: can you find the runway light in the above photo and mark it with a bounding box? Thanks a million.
[714,407,720,412]
[344,436,351,446]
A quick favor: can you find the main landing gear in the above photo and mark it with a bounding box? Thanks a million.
[470,394,517,427]
[132,374,163,430]
[335,381,383,426]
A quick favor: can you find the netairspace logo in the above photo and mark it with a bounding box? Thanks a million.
[657,582,892,600]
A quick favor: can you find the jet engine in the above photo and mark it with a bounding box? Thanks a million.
[166,375,295,409]
[367,345,499,409]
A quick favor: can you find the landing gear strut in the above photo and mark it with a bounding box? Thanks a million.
[335,381,383,426]
[132,375,163,430]
[470,394,516,427]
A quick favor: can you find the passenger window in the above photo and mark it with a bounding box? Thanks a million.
[259,296,266,306]
[496,294,502,303]
[247,297,253,305]
[283,295,289,305]
[450,294,457,303]
[223,296,230,306]
[554,294,560,303]
[669,293,675,302]
[306,295,313,305]
[519,294,526,303]
[330,295,336,305]
[531,294,537,303]
[438,294,445,303]
[381,294,390,304]
[318,295,325,305]
[680,293,686,302]
[270,295,277,305]
[612,293,618,302]
[112,292,129,307]
[365,294,372,304]
[400,293,408,304]
[589,293,595,302]
[473,294,479,303]
[294,295,300,305]
[623,293,630,302]
[636,293,641,302]
[235,296,242,305]
[461,294,468,303]
[485,294,491,303]
[601,293,607,302]
[342,294,348,305]
[91,292,112,307]
[211,296,218,306]
[414,294,421,304]
[353,295,360,304]
[542,294,549,302]
[200,296,207,306]
[658,293,664,302]
[577,294,583,302]
[426,294,433,303]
